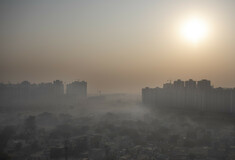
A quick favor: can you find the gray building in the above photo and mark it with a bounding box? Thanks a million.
[142,79,235,113]
[66,81,87,100]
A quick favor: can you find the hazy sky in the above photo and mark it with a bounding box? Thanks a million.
[1,0,235,93]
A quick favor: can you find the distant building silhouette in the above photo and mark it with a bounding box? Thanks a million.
[0,80,87,106]
[163,82,173,89]
[173,79,184,89]
[66,81,87,99]
[142,79,235,113]
[185,79,196,89]
[66,81,87,105]
[53,80,64,96]
[197,79,211,90]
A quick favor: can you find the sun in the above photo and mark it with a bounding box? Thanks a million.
[181,17,209,44]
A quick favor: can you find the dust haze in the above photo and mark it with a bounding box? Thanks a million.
[1,0,235,160]
[0,91,235,160]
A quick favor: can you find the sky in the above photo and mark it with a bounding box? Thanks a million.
[0,0,235,93]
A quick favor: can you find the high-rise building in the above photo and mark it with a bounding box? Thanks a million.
[53,80,64,96]
[185,79,196,89]
[66,81,87,99]
[197,79,211,90]
[173,79,184,89]
[142,79,234,113]
[163,82,173,89]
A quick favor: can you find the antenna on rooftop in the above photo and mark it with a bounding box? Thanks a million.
[167,79,172,84]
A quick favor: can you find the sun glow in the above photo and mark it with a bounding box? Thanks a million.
[181,17,209,44]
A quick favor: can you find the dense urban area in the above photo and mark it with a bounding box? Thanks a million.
[0,80,235,160]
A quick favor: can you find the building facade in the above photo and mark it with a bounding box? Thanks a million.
[142,79,235,113]
[0,80,87,106]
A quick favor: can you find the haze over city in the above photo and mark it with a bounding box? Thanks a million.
[1,1,235,160]
[1,0,235,93]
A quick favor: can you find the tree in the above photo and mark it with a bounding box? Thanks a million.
[0,126,16,152]
[0,152,11,160]
[24,116,36,138]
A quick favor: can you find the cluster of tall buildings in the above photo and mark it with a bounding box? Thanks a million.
[142,79,235,113]
[0,80,87,106]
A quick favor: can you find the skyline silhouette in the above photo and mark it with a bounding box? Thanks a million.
[143,79,235,113]
[1,0,235,93]
[1,1,235,159]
